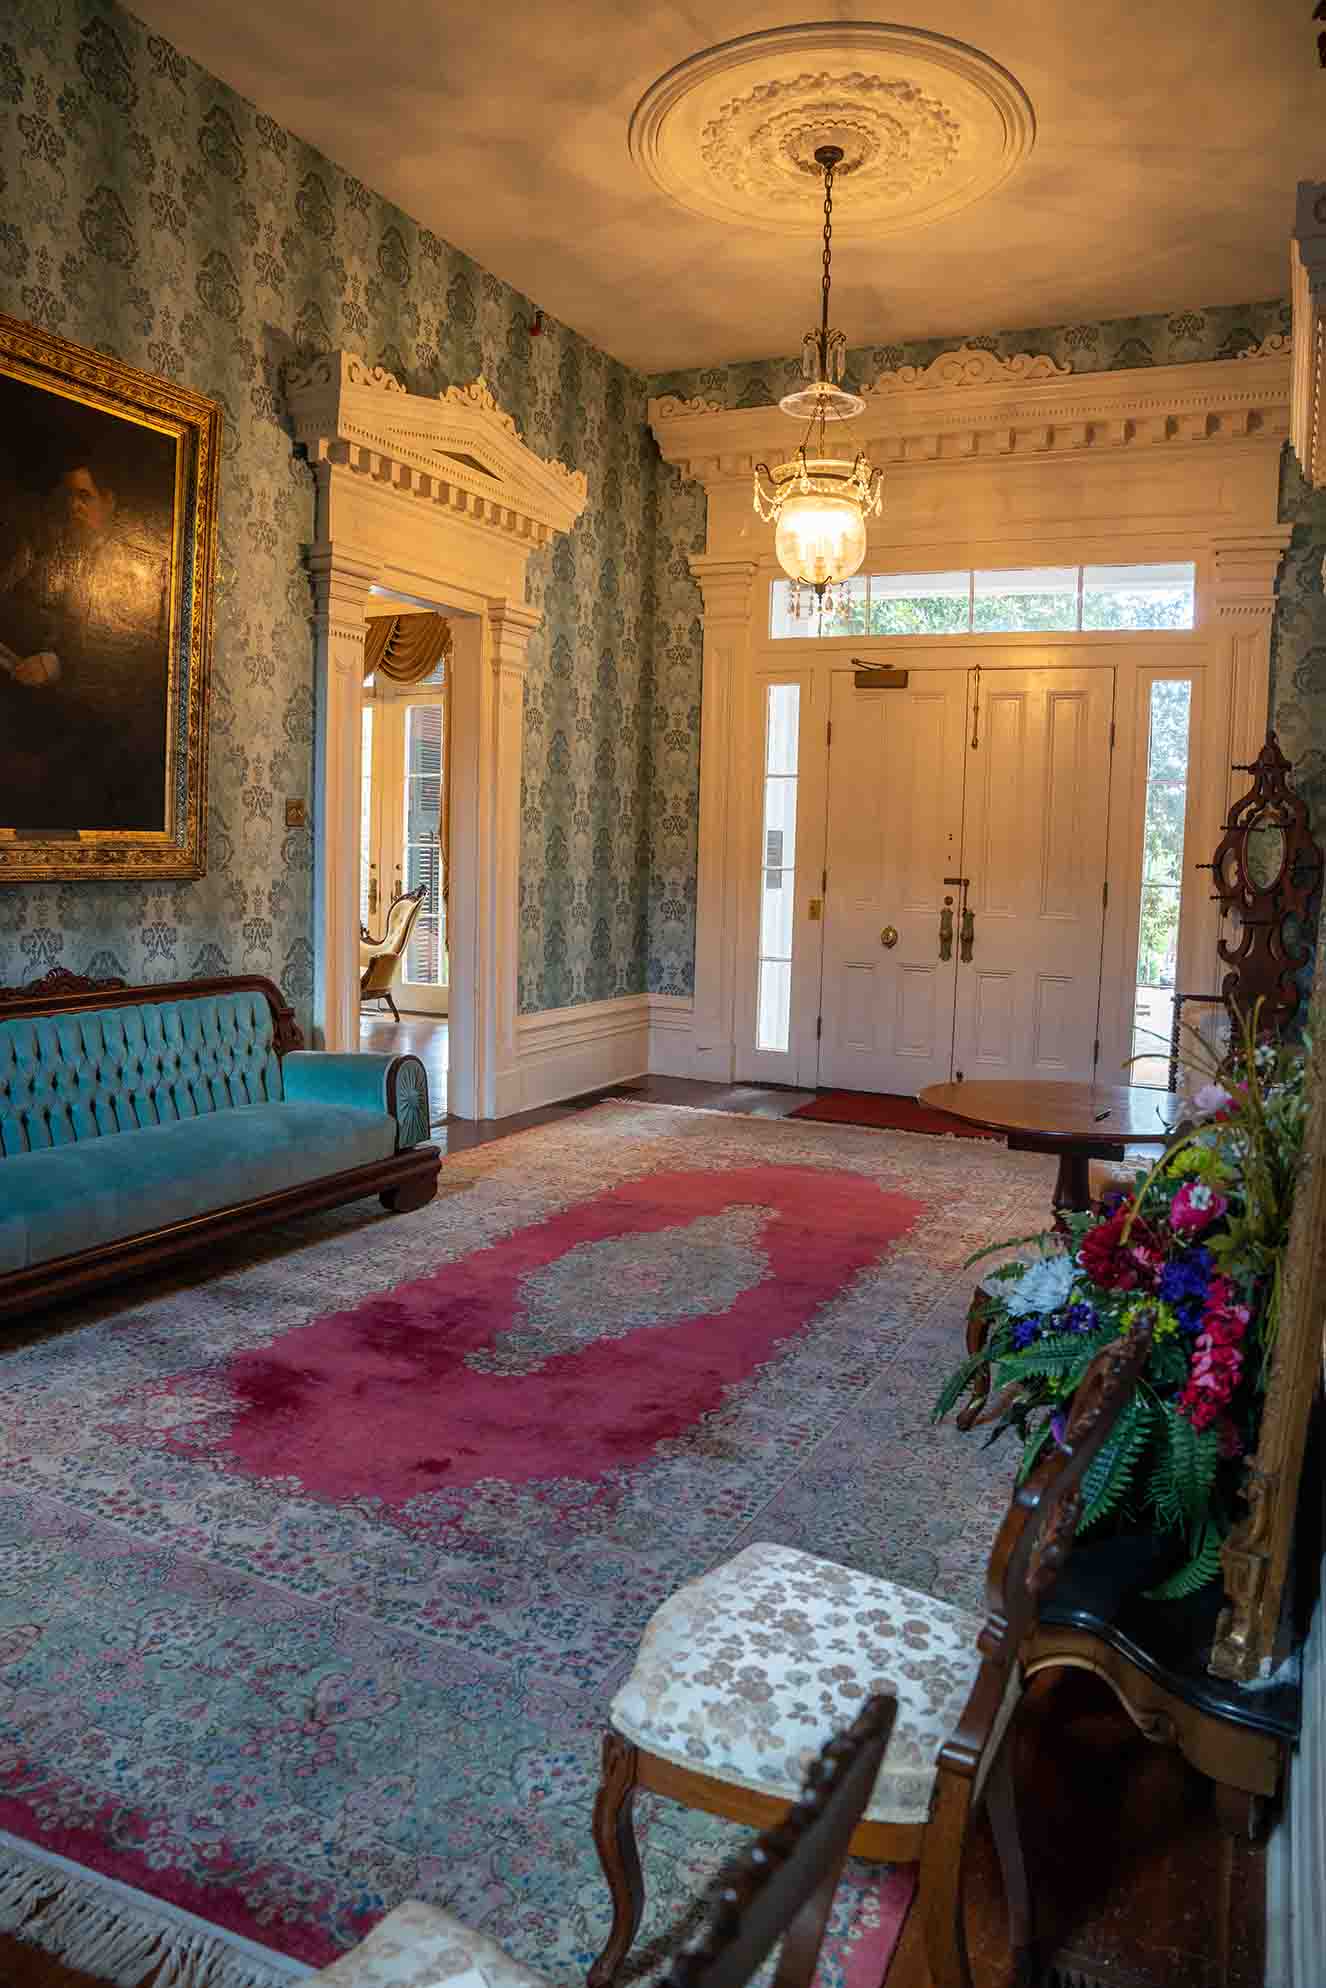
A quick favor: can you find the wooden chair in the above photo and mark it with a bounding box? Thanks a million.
[305,1696,898,1988]
[359,884,426,1021]
[587,1326,1153,1988]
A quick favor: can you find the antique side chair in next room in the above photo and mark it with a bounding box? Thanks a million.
[586,1326,1153,1988]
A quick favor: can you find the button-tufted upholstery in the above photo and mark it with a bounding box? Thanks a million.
[0,989,432,1281]
[0,990,283,1157]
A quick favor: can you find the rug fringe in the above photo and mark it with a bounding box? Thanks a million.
[0,1831,309,1987]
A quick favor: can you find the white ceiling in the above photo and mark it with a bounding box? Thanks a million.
[130,0,1325,374]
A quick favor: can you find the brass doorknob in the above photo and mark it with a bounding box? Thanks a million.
[881,924,898,949]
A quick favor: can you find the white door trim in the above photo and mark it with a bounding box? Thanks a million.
[668,349,1292,1090]
[285,353,588,1117]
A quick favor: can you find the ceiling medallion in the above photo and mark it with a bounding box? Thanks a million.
[629,21,1035,237]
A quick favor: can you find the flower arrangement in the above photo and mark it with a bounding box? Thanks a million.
[934,1006,1310,1600]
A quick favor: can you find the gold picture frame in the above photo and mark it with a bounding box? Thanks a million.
[0,310,221,881]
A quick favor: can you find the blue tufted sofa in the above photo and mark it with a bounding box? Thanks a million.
[0,971,441,1320]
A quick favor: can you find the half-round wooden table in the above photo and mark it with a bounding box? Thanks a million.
[918,1079,1182,1212]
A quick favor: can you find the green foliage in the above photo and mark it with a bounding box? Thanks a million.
[931,1344,996,1423]
[1151,1405,1220,1537]
[1080,1396,1153,1530]
[1144,1519,1225,1601]
[993,1329,1116,1393]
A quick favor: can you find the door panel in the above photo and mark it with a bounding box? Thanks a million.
[952,668,1112,1083]
[818,670,967,1093]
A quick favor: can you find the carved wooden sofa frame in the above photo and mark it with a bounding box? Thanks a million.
[0,970,442,1322]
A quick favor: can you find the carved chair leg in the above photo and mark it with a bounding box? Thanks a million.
[386,990,400,1021]
[984,1741,1036,1984]
[956,1291,993,1433]
[587,1731,645,1988]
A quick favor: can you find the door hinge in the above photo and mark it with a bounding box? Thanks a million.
[826,719,833,748]
[816,1015,823,1040]
[1102,878,1109,908]
[821,867,827,892]
[1109,719,1116,750]
[1093,1037,1101,1066]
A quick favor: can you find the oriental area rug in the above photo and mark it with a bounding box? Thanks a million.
[0,1104,1054,1987]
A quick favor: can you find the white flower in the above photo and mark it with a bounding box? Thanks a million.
[1003,1253,1078,1317]
[1192,1082,1232,1118]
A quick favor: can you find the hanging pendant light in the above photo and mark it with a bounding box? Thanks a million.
[753,146,882,616]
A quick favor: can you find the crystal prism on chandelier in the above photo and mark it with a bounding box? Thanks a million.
[753,145,883,607]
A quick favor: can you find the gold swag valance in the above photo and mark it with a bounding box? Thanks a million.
[363,611,454,685]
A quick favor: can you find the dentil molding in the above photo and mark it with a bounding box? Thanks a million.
[649,349,1292,483]
[1291,179,1326,489]
[285,350,588,547]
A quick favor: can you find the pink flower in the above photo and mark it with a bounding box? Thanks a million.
[1169,1181,1228,1235]
[1192,1082,1233,1118]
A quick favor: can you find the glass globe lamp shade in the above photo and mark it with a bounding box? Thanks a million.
[773,490,868,588]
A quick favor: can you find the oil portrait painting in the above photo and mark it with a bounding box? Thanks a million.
[0,314,221,881]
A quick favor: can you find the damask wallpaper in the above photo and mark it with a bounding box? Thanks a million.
[0,0,654,1018]
[0,0,1320,1022]
[646,299,1326,996]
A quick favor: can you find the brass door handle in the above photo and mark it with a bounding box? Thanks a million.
[960,905,975,962]
[939,904,953,961]
[880,924,898,949]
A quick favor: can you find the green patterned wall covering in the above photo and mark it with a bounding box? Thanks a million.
[0,0,655,1017]
[1,0,1320,1018]
[645,300,1326,997]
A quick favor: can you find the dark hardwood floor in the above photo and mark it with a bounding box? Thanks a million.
[1,1060,1267,1988]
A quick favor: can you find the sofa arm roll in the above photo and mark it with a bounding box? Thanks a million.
[282,1051,431,1151]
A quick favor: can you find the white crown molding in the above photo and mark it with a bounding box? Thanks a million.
[286,351,588,547]
[864,343,1071,393]
[649,350,1291,484]
[1291,179,1326,489]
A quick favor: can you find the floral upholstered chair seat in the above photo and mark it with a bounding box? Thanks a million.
[610,1540,982,1826]
[309,1899,553,1988]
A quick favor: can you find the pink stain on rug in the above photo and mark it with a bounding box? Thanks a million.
[162,1165,925,1504]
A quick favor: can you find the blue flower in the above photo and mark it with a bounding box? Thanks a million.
[1158,1247,1214,1333]
[1011,1316,1042,1349]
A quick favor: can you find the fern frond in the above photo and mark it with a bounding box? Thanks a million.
[933,1344,997,1423]
[1080,1396,1153,1531]
[1150,1405,1219,1537]
[1015,1416,1055,1484]
[994,1330,1115,1386]
[1143,1518,1225,1600]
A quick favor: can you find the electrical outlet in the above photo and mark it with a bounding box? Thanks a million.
[284,798,307,828]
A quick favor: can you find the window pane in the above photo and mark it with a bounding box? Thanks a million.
[757,959,792,1053]
[770,580,810,638]
[402,704,447,988]
[766,683,800,774]
[972,566,1077,632]
[359,706,375,925]
[867,569,969,635]
[760,868,795,960]
[817,576,869,636]
[756,684,800,1053]
[1082,563,1195,630]
[762,776,798,873]
[1131,678,1192,1087]
[1143,677,1193,782]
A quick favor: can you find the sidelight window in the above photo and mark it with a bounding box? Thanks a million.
[1130,679,1192,1087]
[756,684,800,1053]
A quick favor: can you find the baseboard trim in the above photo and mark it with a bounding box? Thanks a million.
[511,994,698,1111]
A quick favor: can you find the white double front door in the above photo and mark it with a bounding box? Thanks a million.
[816,664,1114,1093]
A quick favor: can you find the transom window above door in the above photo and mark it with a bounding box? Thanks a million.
[769,562,1196,638]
